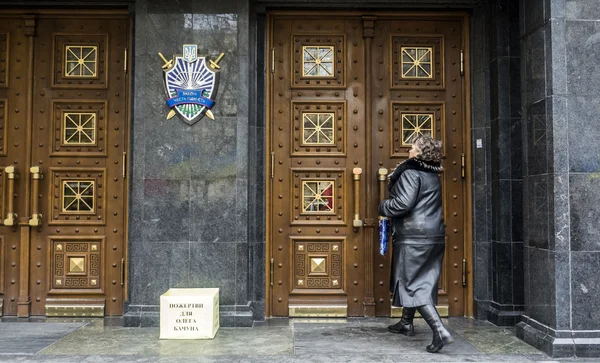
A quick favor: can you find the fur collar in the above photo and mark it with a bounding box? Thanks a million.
[388,158,443,192]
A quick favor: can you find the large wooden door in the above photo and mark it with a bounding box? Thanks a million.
[267,12,469,317]
[0,11,130,317]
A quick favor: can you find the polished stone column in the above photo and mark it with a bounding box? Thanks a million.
[125,0,257,327]
[517,0,600,357]
[486,0,525,326]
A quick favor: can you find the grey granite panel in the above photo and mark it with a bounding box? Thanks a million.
[144,14,181,55]
[524,27,546,106]
[474,241,491,301]
[131,116,146,181]
[250,242,266,302]
[510,57,522,118]
[133,1,148,56]
[490,58,511,121]
[473,184,490,243]
[510,118,523,179]
[546,0,566,19]
[189,118,237,180]
[472,71,489,129]
[566,20,600,96]
[512,242,524,305]
[566,0,600,19]
[545,19,567,96]
[549,173,570,251]
[237,118,249,180]
[189,242,237,305]
[190,178,237,243]
[470,9,489,74]
[527,246,556,328]
[128,178,144,243]
[236,179,249,243]
[511,180,523,242]
[491,180,513,242]
[572,252,600,330]
[570,174,600,251]
[567,96,600,173]
[527,175,549,249]
[489,119,502,180]
[492,242,513,304]
[547,96,568,175]
[143,125,192,180]
[490,1,510,59]
[128,242,190,305]
[236,242,249,305]
[472,128,488,185]
[509,0,521,57]
[142,179,190,242]
[554,251,571,330]
[132,54,152,119]
[147,0,192,14]
[523,0,545,36]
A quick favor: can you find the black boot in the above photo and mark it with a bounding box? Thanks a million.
[417,305,453,353]
[387,307,415,336]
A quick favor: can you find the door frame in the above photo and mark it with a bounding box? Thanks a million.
[264,10,473,318]
[0,8,132,316]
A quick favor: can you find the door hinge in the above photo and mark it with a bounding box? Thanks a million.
[460,49,464,76]
[462,258,467,287]
[270,48,275,73]
[270,152,275,179]
[120,258,125,286]
[124,48,128,74]
[270,258,274,287]
[122,152,127,179]
[461,153,466,179]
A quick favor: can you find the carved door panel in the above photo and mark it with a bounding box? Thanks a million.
[268,13,468,317]
[0,12,130,317]
[270,17,367,317]
[371,18,466,317]
[0,15,31,316]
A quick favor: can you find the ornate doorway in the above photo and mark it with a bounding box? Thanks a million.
[266,12,471,317]
[0,11,130,317]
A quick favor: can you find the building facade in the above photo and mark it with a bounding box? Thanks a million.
[0,0,599,358]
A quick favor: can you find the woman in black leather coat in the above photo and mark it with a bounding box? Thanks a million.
[378,135,453,353]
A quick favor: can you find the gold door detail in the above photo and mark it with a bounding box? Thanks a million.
[64,45,98,78]
[0,12,130,318]
[51,239,103,290]
[269,13,469,318]
[292,239,343,290]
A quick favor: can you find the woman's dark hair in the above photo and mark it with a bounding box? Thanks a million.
[413,135,443,164]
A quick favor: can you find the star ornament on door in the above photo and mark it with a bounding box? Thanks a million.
[158,44,224,125]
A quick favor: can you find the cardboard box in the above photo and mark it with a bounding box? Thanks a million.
[159,288,220,339]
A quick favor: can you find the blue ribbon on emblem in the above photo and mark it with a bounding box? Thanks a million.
[166,89,215,108]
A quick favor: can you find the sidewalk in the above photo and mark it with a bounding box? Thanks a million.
[0,317,596,362]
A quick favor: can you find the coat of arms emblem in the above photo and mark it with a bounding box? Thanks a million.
[158,45,224,125]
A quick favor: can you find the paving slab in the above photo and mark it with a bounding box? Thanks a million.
[3,317,600,362]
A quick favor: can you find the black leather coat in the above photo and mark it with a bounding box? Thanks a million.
[379,167,445,244]
[378,159,445,307]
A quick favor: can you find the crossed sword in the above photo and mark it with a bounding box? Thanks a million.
[158,52,225,121]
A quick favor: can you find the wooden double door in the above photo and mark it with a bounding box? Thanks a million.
[0,11,130,317]
[267,13,470,317]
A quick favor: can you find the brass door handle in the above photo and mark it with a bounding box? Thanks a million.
[3,166,18,226]
[29,166,43,227]
[378,167,388,205]
[352,168,363,227]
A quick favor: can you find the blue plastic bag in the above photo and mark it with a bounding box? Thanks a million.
[379,216,389,255]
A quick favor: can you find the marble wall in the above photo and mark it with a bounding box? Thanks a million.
[125,0,260,327]
[517,0,600,357]
[487,0,524,325]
